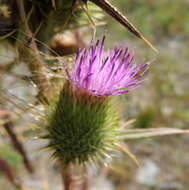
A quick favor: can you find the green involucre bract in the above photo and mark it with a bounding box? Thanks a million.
[45,81,120,166]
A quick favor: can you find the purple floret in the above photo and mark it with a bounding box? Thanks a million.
[66,37,149,96]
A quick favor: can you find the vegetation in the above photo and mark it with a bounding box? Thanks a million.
[0,0,189,189]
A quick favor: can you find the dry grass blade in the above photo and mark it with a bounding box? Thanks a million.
[0,30,16,41]
[115,143,140,167]
[121,119,136,128]
[121,128,189,140]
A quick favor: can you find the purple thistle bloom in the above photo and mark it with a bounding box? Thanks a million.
[66,37,149,96]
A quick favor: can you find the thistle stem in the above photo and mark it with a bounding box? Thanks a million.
[61,165,89,190]
[81,173,90,190]
[61,166,74,190]
[15,0,52,103]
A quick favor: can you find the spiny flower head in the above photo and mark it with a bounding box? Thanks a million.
[45,37,149,166]
[66,36,149,96]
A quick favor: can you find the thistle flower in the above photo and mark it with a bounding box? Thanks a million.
[66,36,149,96]
[45,37,149,166]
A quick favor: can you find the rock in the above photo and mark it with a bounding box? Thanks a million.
[135,159,159,186]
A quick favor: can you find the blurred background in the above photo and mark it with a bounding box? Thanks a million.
[0,0,189,189]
